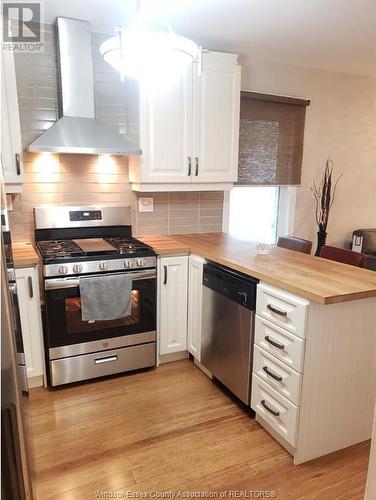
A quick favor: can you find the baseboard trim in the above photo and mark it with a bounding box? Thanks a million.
[159,351,189,364]
[28,375,44,389]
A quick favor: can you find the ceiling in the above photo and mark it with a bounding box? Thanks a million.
[43,0,376,77]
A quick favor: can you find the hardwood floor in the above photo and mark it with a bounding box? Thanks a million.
[25,360,370,500]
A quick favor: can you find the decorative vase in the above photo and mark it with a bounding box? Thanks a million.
[315,231,327,256]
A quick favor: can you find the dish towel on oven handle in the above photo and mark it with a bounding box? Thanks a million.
[79,273,133,321]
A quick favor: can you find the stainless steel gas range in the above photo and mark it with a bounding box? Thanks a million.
[34,205,157,387]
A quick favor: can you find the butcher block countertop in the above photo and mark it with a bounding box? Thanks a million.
[139,233,376,304]
[139,235,190,255]
[12,242,40,268]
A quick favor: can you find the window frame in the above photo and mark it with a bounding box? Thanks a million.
[222,186,297,242]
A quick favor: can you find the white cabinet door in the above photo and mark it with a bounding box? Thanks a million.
[16,267,45,384]
[138,65,193,183]
[187,254,205,361]
[1,50,23,192]
[129,50,241,191]
[158,256,188,355]
[193,52,240,183]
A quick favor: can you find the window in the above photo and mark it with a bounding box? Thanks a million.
[224,91,307,243]
[225,185,297,243]
[228,186,280,243]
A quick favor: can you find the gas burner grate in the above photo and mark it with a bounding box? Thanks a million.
[104,237,152,254]
[37,240,85,259]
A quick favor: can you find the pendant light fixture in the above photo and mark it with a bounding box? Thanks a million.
[100,0,200,84]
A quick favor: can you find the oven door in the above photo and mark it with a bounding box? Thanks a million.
[44,270,156,350]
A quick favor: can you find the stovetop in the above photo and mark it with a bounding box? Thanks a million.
[37,236,154,264]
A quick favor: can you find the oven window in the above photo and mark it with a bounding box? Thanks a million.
[65,291,141,335]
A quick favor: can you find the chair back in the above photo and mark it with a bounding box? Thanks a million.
[277,236,312,254]
[320,245,367,268]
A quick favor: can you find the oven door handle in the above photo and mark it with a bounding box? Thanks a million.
[44,270,156,290]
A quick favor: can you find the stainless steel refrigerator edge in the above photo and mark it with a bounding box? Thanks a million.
[1,241,33,499]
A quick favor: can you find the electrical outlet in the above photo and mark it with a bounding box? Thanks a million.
[138,197,154,213]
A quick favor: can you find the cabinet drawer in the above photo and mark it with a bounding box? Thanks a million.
[255,315,305,373]
[257,283,309,338]
[253,345,302,405]
[251,373,299,447]
[50,342,156,386]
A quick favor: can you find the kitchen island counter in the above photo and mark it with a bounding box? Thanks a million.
[139,232,376,304]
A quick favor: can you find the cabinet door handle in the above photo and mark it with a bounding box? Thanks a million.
[265,335,284,350]
[195,157,199,176]
[187,156,192,176]
[15,153,21,175]
[163,265,168,285]
[263,366,283,382]
[261,399,280,417]
[27,276,33,299]
[267,304,287,317]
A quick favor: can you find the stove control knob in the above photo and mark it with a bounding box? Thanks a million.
[58,265,68,275]
[99,262,108,271]
[124,260,132,269]
[137,258,146,268]
[73,264,82,274]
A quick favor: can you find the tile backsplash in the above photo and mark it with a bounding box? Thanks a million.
[8,153,224,242]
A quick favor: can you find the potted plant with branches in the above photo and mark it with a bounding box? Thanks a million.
[311,158,342,256]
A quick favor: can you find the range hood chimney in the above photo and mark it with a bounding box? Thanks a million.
[28,18,141,156]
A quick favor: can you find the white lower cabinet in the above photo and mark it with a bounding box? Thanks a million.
[251,374,299,447]
[254,315,305,372]
[252,281,376,465]
[252,282,306,454]
[158,256,189,355]
[253,345,302,405]
[15,266,45,387]
[187,254,206,361]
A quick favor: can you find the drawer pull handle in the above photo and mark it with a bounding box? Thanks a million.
[261,399,280,417]
[267,304,288,317]
[263,366,283,381]
[187,156,192,176]
[265,335,285,350]
[94,355,118,365]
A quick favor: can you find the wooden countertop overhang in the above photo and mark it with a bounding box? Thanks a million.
[12,242,40,268]
[139,233,376,305]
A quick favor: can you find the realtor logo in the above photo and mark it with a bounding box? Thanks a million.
[2,2,44,52]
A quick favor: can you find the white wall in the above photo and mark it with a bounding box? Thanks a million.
[241,59,376,249]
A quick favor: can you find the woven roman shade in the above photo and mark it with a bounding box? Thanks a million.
[237,92,310,186]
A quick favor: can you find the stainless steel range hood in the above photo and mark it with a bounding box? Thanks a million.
[28,18,141,156]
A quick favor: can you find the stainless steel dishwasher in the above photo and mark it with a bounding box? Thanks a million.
[201,263,258,404]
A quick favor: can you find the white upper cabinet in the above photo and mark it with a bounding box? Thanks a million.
[193,52,240,183]
[1,51,24,193]
[129,50,241,192]
[133,66,193,184]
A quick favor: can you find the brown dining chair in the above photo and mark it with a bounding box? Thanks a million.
[277,236,312,254]
[319,245,368,268]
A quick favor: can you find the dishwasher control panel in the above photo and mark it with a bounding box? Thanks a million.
[203,263,258,310]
